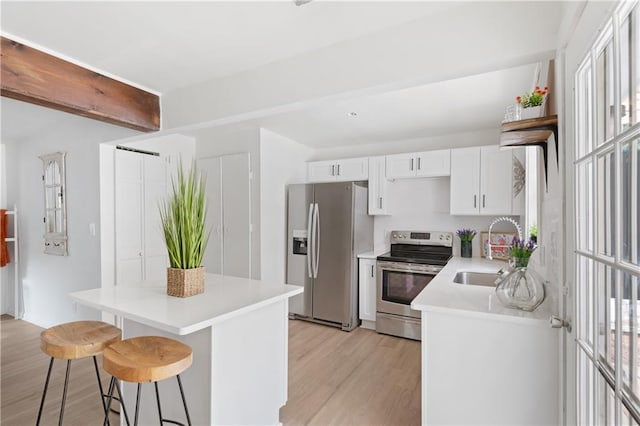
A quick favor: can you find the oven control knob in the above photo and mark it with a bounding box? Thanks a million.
[439,235,443,240]
[446,235,451,240]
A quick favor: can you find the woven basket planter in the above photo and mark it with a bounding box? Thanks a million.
[167,267,205,298]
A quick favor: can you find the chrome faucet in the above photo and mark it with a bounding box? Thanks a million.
[487,217,523,261]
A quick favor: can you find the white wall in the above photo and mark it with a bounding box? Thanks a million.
[193,124,261,279]
[259,128,313,284]
[1,104,138,328]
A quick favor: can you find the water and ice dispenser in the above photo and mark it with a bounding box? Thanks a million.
[292,230,308,255]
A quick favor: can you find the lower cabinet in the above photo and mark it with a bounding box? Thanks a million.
[421,310,558,425]
[358,258,377,328]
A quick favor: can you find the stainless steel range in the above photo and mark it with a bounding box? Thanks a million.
[376,231,453,340]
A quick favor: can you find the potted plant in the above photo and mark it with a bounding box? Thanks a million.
[159,161,209,297]
[516,86,548,120]
[456,228,477,258]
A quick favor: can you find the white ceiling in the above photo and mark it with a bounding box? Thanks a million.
[1,1,456,93]
[256,63,540,148]
[0,1,563,148]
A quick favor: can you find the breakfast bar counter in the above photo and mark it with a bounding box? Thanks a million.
[71,274,303,426]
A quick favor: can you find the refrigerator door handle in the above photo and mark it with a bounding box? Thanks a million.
[307,203,314,278]
[313,203,320,278]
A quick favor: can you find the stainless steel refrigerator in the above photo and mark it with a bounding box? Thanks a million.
[286,182,373,331]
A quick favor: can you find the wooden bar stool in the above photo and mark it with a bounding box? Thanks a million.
[37,320,122,425]
[102,336,193,426]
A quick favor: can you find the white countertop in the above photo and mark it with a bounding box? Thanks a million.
[411,257,555,324]
[357,249,388,260]
[70,274,303,335]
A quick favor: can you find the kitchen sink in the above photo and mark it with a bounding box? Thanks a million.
[453,271,500,287]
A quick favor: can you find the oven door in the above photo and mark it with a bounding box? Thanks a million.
[377,261,438,319]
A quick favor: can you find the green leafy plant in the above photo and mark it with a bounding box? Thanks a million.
[529,224,538,243]
[159,162,209,269]
[516,86,548,108]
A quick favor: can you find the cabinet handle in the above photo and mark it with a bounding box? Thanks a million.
[417,157,421,170]
[410,158,414,171]
[337,164,341,176]
[482,195,486,208]
[379,197,383,209]
[371,265,374,278]
[474,195,477,208]
[331,165,335,176]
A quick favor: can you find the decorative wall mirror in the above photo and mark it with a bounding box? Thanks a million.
[39,152,68,255]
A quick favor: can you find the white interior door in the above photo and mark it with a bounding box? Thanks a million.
[115,150,143,285]
[143,155,168,282]
[198,157,223,275]
[222,153,251,278]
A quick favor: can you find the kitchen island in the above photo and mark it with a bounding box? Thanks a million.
[411,257,559,426]
[71,274,303,426]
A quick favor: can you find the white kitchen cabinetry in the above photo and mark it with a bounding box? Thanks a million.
[422,310,557,425]
[198,153,252,278]
[358,258,377,329]
[307,157,368,182]
[450,145,514,215]
[115,149,167,285]
[367,156,389,215]
[386,149,450,180]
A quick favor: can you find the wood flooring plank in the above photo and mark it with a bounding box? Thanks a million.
[2,315,421,425]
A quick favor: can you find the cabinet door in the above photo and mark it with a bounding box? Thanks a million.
[222,153,252,278]
[143,155,168,282]
[335,157,369,181]
[115,150,143,285]
[358,259,377,322]
[450,147,481,215]
[198,157,223,275]
[480,146,513,215]
[368,156,389,215]
[307,160,336,183]
[386,153,416,179]
[416,149,451,177]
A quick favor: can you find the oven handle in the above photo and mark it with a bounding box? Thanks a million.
[376,261,441,275]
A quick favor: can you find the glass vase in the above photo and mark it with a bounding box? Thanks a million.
[495,258,545,312]
[460,240,472,258]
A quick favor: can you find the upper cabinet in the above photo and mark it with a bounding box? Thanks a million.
[450,146,517,215]
[307,157,368,182]
[368,156,389,215]
[386,149,450,180]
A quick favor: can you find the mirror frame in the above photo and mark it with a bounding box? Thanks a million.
[39,151,68,256]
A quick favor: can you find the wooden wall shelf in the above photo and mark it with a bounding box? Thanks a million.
[500,115,558,189]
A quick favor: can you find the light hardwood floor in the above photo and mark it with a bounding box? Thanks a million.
[1,315,420,425]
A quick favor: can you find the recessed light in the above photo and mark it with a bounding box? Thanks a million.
[347,112,358,118]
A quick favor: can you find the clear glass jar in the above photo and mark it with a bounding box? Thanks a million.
[495,258,545,312]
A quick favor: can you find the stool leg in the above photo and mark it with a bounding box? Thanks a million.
[93,356,111,426]
[134,383,141,426]
[114,379,132,426]
[176,375,192,426]
[36,357,54,426]
[154,382,163,425]
[103,377,116,426]
[58,360,72,426]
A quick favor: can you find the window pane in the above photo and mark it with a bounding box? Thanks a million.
[578,63,594,157]
[598,262,616,372]
[579,349,595,425]
[622,272,640,404]
[622,14,633,130]
[577,159,594,252]
[597,39,615,145]
[597,149,616,257]
[622,139,640,266]
[598,376,616,425]
[578,254,595,347]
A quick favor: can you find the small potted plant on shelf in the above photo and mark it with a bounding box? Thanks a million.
[456,228,477,258]
[159,161,209,297]
[516,86,548,120]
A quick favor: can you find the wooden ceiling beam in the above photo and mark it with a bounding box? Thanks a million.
[1,36,160,132]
